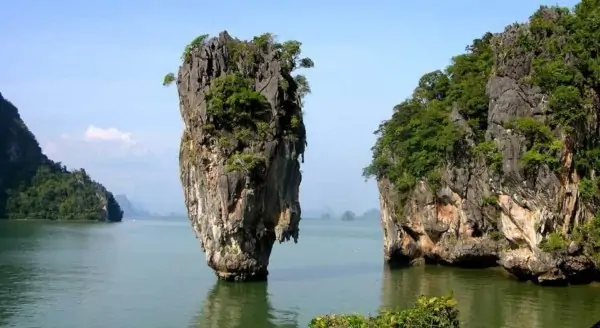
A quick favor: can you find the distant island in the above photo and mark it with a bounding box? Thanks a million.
[302,207,381,222]
[114,194,188,220]
[0,93,123,222]
[340,211,356,222]
[114,194,151,218]
[339,209,381,222]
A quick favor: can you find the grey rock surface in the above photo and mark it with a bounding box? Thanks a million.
[176,32,306,281]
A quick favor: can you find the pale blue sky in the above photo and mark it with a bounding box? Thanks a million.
[1,0,578,214]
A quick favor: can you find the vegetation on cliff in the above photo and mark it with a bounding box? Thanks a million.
[309,295,459,328]
[0,95,123,221]
[362,32,493,202]
[163,32,313,175]
[364,0,600,262]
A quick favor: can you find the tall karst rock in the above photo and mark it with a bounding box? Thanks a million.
[365,2,600,285]
[164,31,313,281]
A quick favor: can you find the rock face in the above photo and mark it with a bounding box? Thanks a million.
[174,32,311,281]
[0,93,123,222]
[369,4,600,285]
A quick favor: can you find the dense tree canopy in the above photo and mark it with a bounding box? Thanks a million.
[4,164,122,221]
[363,31,493,201]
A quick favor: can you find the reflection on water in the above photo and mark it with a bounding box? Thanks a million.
[380,264,600,328]
[270,261,381,283]
[0,219,599,328]
[192,281,298,328]
[0,221,43,326]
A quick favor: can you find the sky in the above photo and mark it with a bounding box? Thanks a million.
[0,0,580,215]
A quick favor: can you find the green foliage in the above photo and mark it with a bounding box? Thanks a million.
[482,195,499,207]
[182,34,209,62]
[363,33,493,204]
[200,74,274,170]
[488,230,504,241]
[473,141,503,173]
[5,165,122,221]
[514,2,600,182]
[294,74,311,103]
[0,96,123,221]
[273,39,315,71]
[446,32,494,140]
[504,117,563,174]
[308,295,460,328]
[162,72,175,86]
[540,232,567,252]
[165,32,313,173]
[363,98,464,204]
[578,177,598,201]
[504,117,554,143]
[225,153,264,173]
[205,74,271,132]
[224,33,314,105]
[366,1,600,220]
[571,213,600,264]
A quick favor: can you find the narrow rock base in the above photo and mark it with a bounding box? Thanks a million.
[215,269,269,282]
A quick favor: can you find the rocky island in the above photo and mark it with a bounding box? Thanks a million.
[164,31,313,281]
[364,2,600,285]
[0,93,123,222]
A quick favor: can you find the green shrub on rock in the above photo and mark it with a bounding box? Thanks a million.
[308,295,460,328]
[164,32,312,174]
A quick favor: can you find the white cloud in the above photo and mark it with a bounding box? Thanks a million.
[38,128,183,214]
[84,125,137,147]
[42,125,151,160]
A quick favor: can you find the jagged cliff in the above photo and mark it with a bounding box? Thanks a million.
[164,31,313,281]
[366,2,600,285]
[0,93,123,222]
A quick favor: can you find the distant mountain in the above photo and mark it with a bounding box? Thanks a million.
[166,211,187,217]
[302,206,336,219]
[302,207,380,221]
[114,194,151,218]
[337,208,381,222]
[340,210,357,221]
[358,208,381,221]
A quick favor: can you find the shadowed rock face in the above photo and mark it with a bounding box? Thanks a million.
[176,31,308,281]
[376,6,600,285]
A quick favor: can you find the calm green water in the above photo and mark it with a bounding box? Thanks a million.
[0,219,599,328]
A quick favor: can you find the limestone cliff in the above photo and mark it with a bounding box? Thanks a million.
[367,3,600,285]
[0,93,123,222]
[166,31,313,281]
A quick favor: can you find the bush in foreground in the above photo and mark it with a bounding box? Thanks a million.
[309,295,459,328]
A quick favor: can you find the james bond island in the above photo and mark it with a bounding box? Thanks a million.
[164,31,313,281]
